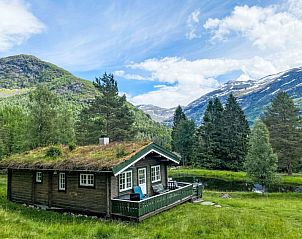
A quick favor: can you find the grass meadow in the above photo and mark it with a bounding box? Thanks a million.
[169,168,302,185]
[1,173,302,238]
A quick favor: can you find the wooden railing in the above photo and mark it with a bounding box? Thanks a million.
[111,182,193,219]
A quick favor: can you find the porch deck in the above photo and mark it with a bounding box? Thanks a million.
[111,182,193,221]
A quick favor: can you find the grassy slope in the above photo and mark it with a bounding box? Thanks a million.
[0,55,171,146]
[1,174,302,238]
[169,168,302,185]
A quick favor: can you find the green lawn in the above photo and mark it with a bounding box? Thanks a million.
[1,174,302,238]
[169,168,302,185]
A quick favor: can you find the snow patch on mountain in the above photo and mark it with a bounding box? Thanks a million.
[164,66,302,125]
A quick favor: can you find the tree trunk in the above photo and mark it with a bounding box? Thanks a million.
[287,162,293,176]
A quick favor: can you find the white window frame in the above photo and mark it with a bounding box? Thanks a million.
[79,173,94,187]
[119,170,132,192]
[59,172,66,191]
[36,171,42,183]
[151,165,161,183]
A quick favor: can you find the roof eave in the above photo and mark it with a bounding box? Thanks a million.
[112,143,180,176]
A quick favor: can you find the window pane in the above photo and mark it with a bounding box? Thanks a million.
[59,173,65,190]
[119,171,132,191]
[138,169,145,184]
[36,172,42,182]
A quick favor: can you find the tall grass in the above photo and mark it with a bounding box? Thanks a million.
[1,174,302,238]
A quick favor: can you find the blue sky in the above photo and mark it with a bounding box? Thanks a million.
[1,0,302,107]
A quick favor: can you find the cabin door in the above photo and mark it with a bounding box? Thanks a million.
[138,168,147,195]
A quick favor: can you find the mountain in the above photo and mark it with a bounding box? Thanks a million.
[180,67,302,125]
[137,105,176,123]
[0,54,98,104]
[0,54,171,146]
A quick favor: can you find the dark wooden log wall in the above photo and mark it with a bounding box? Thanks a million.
[34,171,49,205]
[10,169,33,203]
[7,169,12,201]
[52,172,108,214]
[9,170,110,214]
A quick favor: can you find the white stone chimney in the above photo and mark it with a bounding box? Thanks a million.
[99,137,110,145]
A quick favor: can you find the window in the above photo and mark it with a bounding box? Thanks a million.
[151,165,161,183]
[119,170,132,192]
[138,168,146,185]
[80,174,94,187]
[36,171,42,183]
[59,172,66,191]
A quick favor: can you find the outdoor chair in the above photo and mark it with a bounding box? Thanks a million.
[152,183,169,195]
[133,186,148,200]
[252,184,265,194]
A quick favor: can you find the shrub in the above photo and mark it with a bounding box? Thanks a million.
[68,142,76,151]
[115,145,128,158]
[46,146,63,158]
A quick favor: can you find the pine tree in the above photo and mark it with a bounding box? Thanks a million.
[208,98,224,166]
[76,73,135,143]
[221,94,250,171]
[75,107,104,145]
[192,98,224,169]
[171,106,186,151]
[262,92,302,175]
[244,120,278,187]
[172,119,195,166]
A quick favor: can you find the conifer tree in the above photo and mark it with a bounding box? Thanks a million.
[75,107,104,145]
[173,118,195,166]
[262,92,302,175]
[76,73,135,143]
[94,73,134,141]
[171,106,186,151]
[221,94,250,171]
[244,120,278,187]
[192,98,224,169]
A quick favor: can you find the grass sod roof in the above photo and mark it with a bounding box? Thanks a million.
[0,142,150,171]
[0,142,180,173]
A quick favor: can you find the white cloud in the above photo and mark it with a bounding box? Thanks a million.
[120,0,302,108]
[126,56,277,108]
[0,0,45,51]
[204,3,302,51]
[288,0,302,18]
[113,70,150,81]
[118,91,132,100]
[186,9,200,40]
[203,0,302,74]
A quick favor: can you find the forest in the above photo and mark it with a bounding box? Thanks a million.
[0,73,171,159]
[171,91,302,185]
[0,71,302,187]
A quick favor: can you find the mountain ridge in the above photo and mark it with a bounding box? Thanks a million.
[137,104,176,123]
[0,54,172,146]
[138,67,302,125]
[180,67,302,125]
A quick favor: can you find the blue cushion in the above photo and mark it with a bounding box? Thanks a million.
[133,186,144,200]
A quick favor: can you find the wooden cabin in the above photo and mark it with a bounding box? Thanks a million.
[0,141,193,221]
